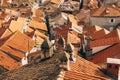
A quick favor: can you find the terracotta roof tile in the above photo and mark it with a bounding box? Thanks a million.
[0,51,20,70]
[29,20,47,31]
[0,12,7,20]
[90,29,120,47]
[90,37,120,47]
[91,6,120,17]
[76,10,90,24]
[90,29,110,40]
[35,30,48,39]
[0,28,7,37]
[0,31,35,59]
[90,43,120,63]
[83,25,102,35]
[65,71,109,80]
[101,29,120,39]
[0,33,13,47]
[9,20,24,32]
[68,14,78,25]
[69,56,106,77]
[2,0,11,7]
[55,22,72,42]
[0,29,13,39]
[5,9,18,16]
[17,17,28,23]
[32,17,44,22]
[88,0,98,9]
[35,9,43,17]
[51,0,61,4]
[0,45,24,59]
[26,27,34,33]
[67,32,80,44]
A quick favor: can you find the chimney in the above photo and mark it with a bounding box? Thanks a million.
[41,38,53,59]
[85,35,93,60]
[78,34,86,59]
[79,0,83,10]
[59,51,70,71]
[44,11,51,35]
[57,36,65,51]
[65,43,76,62]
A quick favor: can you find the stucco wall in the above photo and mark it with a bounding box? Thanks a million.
[90,17,120,30]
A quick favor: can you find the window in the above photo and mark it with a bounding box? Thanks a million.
[108,64,112,68]
[115,65,118,69]
[109,18,115,23]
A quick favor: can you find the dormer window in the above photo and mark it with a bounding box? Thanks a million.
[109,18,115,23]
[105,9,110,14]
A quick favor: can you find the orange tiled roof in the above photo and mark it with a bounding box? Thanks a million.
[0,51,20,70]
[9,20,24,32]
[88,0,98,9]
[35,30,48,39]
[2,0,11,7]
[0,29,13,39]
[26,27,34,33]
[0,33,13,47]
[32,17,45,22]
[29,20,47,31]
[0,31,35,59]
[90,37,120,47]
[83,25,102,35]
[35,9,43,17]
[76,10,90,24]
[90,29,120,47]
[64,71,109,80]
[101,29,120,39]
[51,0,61,4]
[69,56,106,77]
[90,43,120,64]
[55,22,72,42]
[0,12,7,20]
[5,9,18,16]
[0,28,7,38]
[90,29,110,40]
[91,6,120,17]
[17,17,28,23]
[67,32,80,44]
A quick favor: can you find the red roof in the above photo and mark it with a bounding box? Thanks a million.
[90,29,120,47]
[64,56,109,79]
[90,43,120,64]
[91,6,120,17]
[83,25,102,35]
[55,22,72,42]
[90,29,109,40]
[65,71,109,80]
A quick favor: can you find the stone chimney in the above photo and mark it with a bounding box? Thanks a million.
[65,43,76,62]
[85,35,93,60]
[59,51,70,71]
[41,38,53,60]
[57,36,65,52]
[78,34,86,59]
